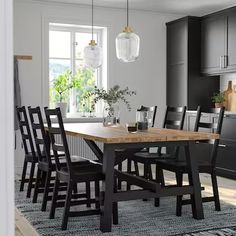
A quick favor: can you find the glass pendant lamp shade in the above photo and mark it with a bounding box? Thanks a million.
[84,40,103,68]
[84,0,103,69]
[116,0,140,62]
[116,26,140,62]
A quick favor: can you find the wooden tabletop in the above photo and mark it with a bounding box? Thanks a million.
[61,123,219,144]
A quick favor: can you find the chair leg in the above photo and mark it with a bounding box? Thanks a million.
[144,163,149,179]
[113,178,118,225]
[86,181,91,207]
[20,160,28,191]
[154,165,165,207]
[176,172,183,216]
[49,174,60,219]
[26,162,36,198]
[32,168,41,203]
[73,183,78,194]
[95,180,100,209]
[211,171,221,211]
[148,164,153,180]
[61,181,73,230]
[117,163,122,190]
[113,202,118,225]
[41,170,52,211]
[143,163,149,201]
[126,159,132,190]
[134,161,140,176]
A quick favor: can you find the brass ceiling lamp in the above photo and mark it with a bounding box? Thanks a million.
[115,0,140,62]
[84,0,103,69]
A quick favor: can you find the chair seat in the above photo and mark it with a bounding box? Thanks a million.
[38,155,91,171]
[115,148,142,165]
[156,159,212,173]
[134,152,172,164]
[58,162,103,182]
[25,152,38,162]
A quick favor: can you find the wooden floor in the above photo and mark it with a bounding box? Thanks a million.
[15,171,236,236]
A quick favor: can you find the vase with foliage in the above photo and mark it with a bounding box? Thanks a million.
[87,85,136,126]
[52,69,81,117]
[211,91,226,108]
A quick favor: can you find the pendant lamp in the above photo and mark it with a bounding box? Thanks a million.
[116,0,140,62]
[84,0,103,69]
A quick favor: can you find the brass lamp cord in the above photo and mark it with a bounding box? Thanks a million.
[127,0,129,27]
[92,0,94,41]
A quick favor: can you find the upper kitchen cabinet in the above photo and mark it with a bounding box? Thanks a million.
[201,14,227,74]
[167,17,219,111]
[201,7,236,75]
[227,9,236,70]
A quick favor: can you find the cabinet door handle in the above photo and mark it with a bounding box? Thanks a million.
[218,144,227,148]
[224,55,228,68]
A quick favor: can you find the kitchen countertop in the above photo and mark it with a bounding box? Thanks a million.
[187,110,236,117]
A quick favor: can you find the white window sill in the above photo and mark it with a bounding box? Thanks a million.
[62,116,103,123]
[45,114,103,123]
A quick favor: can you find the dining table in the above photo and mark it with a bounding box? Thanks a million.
[61,122,219,233]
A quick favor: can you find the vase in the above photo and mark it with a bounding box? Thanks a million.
[103,103,120,126]
[214,102,225,108]
[56,102,67,118]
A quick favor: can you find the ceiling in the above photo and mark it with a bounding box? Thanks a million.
[38,0,236,16]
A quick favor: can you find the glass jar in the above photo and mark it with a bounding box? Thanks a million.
[136,108,154,131]
[136,110,148,131]
[103,103,120,126]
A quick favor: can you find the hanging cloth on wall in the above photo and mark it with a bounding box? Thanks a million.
[14,56,22,131]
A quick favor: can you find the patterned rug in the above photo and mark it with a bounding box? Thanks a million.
[15,182,236,236]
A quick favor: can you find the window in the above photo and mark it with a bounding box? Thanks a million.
[49,23,107,116]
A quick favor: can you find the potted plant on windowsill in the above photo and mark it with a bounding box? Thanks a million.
[211,91,226,108]
[52,69,81,117]
[86,85,136,126]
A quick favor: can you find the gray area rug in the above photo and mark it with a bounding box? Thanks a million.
[15,182,236,236]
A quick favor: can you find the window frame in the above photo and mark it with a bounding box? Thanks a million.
[43,20,107,118]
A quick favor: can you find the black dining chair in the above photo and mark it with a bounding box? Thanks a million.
[16,106,38,198]
[28,106,91,211]
[133,106,187,205]
[155,107,225,216]
[116,105,157,190]
[44,107,118,230]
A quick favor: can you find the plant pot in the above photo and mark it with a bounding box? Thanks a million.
[56,102,67,118]
[215,102,225,108]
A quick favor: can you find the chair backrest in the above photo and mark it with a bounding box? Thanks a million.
[16,106,36,159]
[28,106,52,166]
[44,107,72,173]
[159,106,186,157]
[138,105,157,127]
[163,106,187,130]
[194,107,225,167]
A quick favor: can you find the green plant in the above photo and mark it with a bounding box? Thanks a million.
[84,85,136,112]
[211,91,225,103]
[52,69,81,102]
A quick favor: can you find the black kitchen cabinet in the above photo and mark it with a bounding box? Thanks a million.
[227,10,236,71]
[201,14,227,74]
[216,116,236,179]
[201,7,236,75]
[166,17,219,111]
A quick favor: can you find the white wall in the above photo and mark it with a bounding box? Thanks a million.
[220,73,236,91]
[0,0,14,234]
[14,0,183,171]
